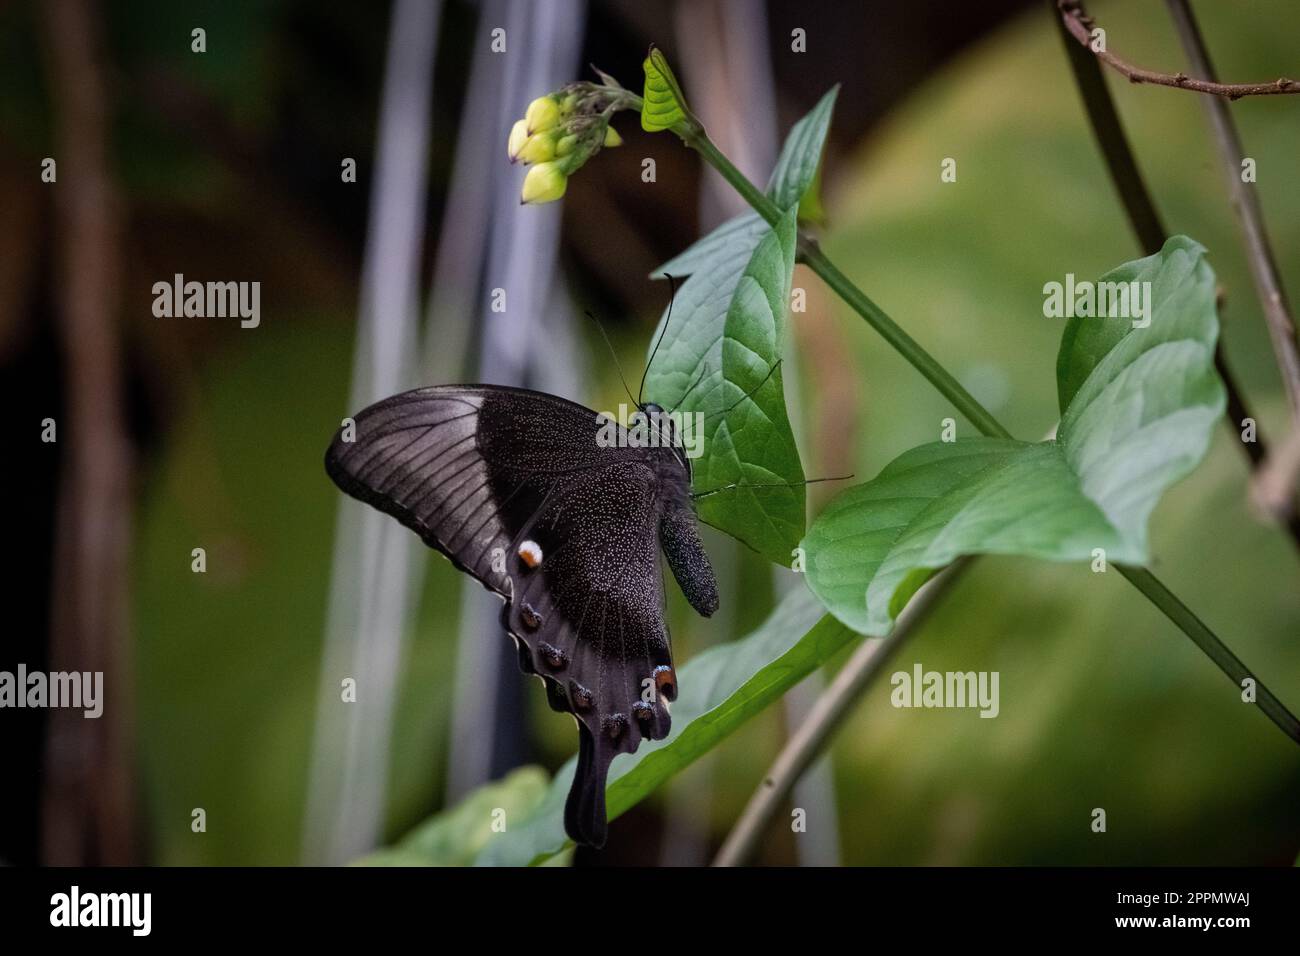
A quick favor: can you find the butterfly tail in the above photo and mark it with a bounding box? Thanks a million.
[564,725,614,848]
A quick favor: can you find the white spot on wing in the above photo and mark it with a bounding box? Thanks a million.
[517,539,543,568]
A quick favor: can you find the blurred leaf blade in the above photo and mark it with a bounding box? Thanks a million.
[798,160,828,225]
[356,766,550,866]
[474,587,853,865]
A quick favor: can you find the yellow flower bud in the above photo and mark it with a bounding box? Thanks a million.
[555,134,579,157]
[525,96,561,133]
[521,162,567,204]
[603,125,623,148]
[507,119,529,162]
[516,131,556,165]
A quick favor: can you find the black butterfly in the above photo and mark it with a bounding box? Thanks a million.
[324,382,718,848]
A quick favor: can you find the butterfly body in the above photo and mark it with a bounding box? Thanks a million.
[325,384,717,847]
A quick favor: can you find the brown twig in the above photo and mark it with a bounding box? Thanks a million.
[1165,0,1300,419]
[1057,0,1300,99]
[41,0,136,864]
[1053,1,1300,554]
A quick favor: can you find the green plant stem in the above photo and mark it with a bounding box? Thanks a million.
[688,129,773,216]
[1118,565,1300,742]
[684,125,1300,747]
[804,249,1012,438]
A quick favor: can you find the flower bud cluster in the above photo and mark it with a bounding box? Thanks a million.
[508,84,626,204]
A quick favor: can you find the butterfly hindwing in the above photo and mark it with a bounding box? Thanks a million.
[501,459,676,847]
[325,385,693,848]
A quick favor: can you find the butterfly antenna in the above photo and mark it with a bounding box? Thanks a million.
[638,272,678,406]
[586,310,639,407]
[702,359,783,424]
[691,474,855,501]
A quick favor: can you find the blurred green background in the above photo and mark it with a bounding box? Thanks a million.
[5,0,1297,865]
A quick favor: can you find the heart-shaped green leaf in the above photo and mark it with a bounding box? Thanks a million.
[473,587,853,866]
[804,236,1224,635]
[355,766,551,866]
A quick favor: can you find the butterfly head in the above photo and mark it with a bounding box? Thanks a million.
[633,402,693,476]
[630,402,667,436]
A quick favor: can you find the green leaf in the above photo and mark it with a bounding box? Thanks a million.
[641,47,689,133]
[354,766,550,866]
[766,85,838,210]
[1055,237,1212,414]
[804,236,1225,636]
[645,206,806,565]
[1058,237,1223,545]
[473,587,854,866]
